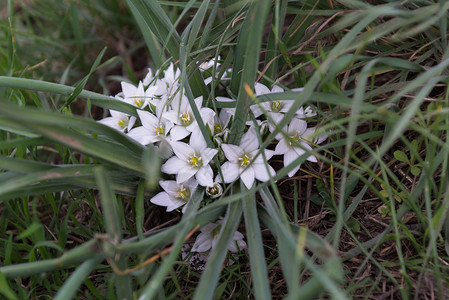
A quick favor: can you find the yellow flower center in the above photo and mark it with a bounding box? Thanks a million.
[174,185,189,201]
[134,98,144,108]
[214,124,222,133]
[155,125,164,136]
[271,100,282,112]
[188,154,202,167]
[208,186,218,195]
[118,118,128,128]
[180,111,192,125]
[211,225,221,240]
[288,134,300,147]
[239,154,251,167]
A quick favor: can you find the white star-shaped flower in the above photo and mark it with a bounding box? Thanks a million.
[150,178,198,213]
[121,81,157,110]
[155,62,181,98]
[250,83,292,118]
[274,117,323,177]
[164,96,215,141]
[191,218,247,253]
[161,129,218,187]
[127,110,173,145]
[219,128,275,189]
[97,110,135,132]
[199,56,221,71]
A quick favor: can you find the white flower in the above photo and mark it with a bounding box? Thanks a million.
[199,56,221,71]
[155,62,181,97]
[205,182,223,199]
[161,130,218,186]
[274,117,321,177]
[121,81,157,109]
[142,68,158,87]
[164,96,215,141]
[296,106,317,118]
[150,178,198,213]
[97,110,135,132]
[212,97,234,134]
[245,119,268,136]
[127,110,173,145]
[204,68,232,85]
[250,83,291,118]
[191,218,247,253]
[219,128,275,189]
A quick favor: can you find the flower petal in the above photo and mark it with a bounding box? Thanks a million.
[192,232,213,252]
[127,127,158,145]
[284,150,301,177]
[137,110,158,129]
[240,128,258,152]
[254,82,270,95]
[221,144,243,162]
[253,163,275,182]
[274,138,290,155]
[220,161,240,183]
[177,166,197,184]
[288,118,307,135]
[190,128,207,151]
[159,180,178,194]
[170,125,190,141]
[161,156,186,174]
[170,141,194,160]
[240,167,255,189]
[195,166,214,187]
[150,192,170,207]
[201,148,218,165]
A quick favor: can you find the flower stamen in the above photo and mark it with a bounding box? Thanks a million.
[271,100,282,112]
[188,154,202,168]
[118,118,128,128]
[180,111,193,125]
[239,154,251,167]
[134,98,144,108]
[174,185,189,201]
[155,125,164,136]
[214,124,222,133]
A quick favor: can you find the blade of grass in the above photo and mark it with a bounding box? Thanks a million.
[0,76,138,116]
[229,0,272,144]
[138,189,204,300]
[53,256,104,300]
[0,239,101,279]
[94,166,133,300]
[241,184,271,300]
[193,201,242,300]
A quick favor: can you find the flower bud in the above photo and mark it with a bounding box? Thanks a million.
[206,183,223,199]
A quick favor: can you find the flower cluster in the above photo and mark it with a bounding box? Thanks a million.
[98,60,326,259]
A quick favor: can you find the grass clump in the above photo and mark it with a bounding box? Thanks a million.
[1,0,449,299]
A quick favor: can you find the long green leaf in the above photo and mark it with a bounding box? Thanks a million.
[242,186,271,300]
[54,256,104,300]
[0,77,137,116]
[229,0,272,144]
[193,201,242,300]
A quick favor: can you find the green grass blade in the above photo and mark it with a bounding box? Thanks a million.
[0,104,144,174]
[0,239,101,279]
[94,166,133,300]
[54,256,103,300]
[138,190,204,300]
[193,201,242,300]
[242,185,271,300]
[0,76,138,116]
[229,0,272,144]
[125,0,208,97]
